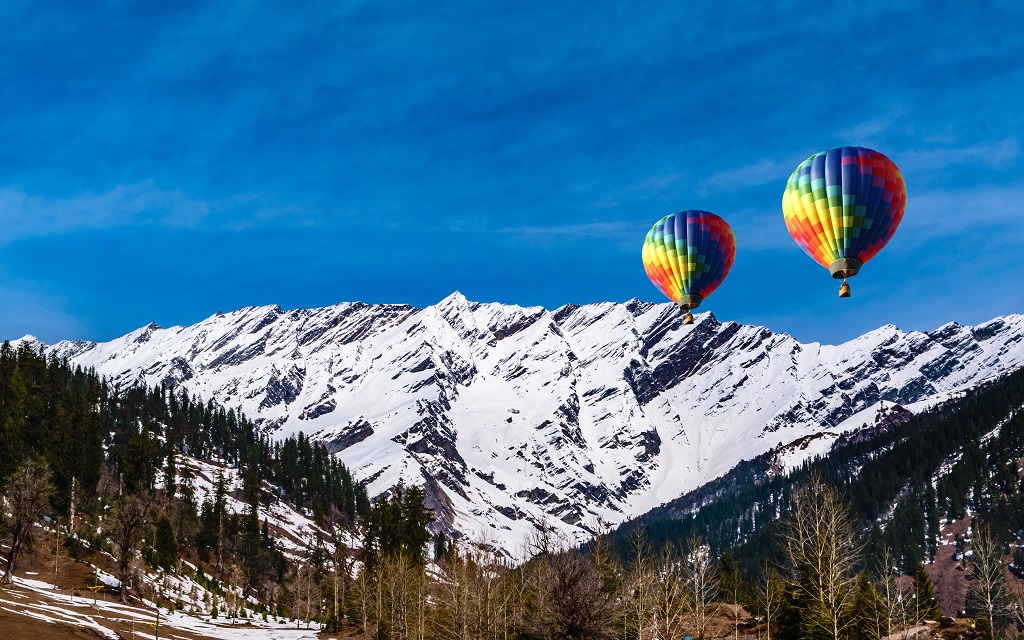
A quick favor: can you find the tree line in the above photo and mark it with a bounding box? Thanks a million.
[297,471,1024,640]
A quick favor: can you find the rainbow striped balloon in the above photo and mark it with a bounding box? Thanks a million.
[642,210,736,310]
[782,147,906,279]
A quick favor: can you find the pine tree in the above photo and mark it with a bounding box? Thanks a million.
[154,514,179,571]
[975,615,992,640]
[912,562,941,622]
[851,573,887,640]
[163,440,177,501]
[0,344,30,482]
[400,485,433,565]
[240,492,262,588]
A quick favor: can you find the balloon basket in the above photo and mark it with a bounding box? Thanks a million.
[838,282,851,298]
[683,311,694,325]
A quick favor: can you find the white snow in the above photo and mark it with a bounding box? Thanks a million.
[22,296,1024,553]
[1,574,323,639]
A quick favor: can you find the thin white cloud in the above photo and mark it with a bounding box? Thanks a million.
[835,105,909,145]
[699,159,789,196]
[0,182,319,244]
[900,138,1019,172]
[633,172,683,193]
[896,184,1024,248]
[0,181,208,242]
[497,221,637,241]
[836,116,895,143]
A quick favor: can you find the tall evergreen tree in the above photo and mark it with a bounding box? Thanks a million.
[154,514,179,571]
[912,562,941,621]
[163,439,177,501]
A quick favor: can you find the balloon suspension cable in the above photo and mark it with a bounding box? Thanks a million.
[838,280,851,298]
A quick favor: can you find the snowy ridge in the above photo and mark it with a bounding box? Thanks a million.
[26,295,1024,552]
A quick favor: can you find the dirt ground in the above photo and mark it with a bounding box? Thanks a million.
[926,514,973,616]
[0,608,107,640]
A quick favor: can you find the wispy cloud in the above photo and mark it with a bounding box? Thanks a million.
[901,138,1019,172]
[837,115,896,144]
[699,159,789,196]
[0,182,319,244]
[895,184,1024,248]
[496,221,638,241]
[0,181,207,240]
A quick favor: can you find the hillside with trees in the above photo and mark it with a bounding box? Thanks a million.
[0,339,368,615]
[614,361,1024,635]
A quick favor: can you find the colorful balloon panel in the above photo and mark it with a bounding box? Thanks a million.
[642,210,736,305]
[782,146,906,272]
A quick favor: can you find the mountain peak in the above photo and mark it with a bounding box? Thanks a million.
[438,291,468,306]
[40,301,1024,552]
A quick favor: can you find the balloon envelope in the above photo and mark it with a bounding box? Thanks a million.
[642,210,736,309]
[782,146,906,278]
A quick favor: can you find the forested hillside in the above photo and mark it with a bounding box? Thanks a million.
[0,339,369,614]
[618,361,1024,582]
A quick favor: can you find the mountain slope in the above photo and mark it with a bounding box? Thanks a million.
[36,295,1024,551]
[613,361,1024,578]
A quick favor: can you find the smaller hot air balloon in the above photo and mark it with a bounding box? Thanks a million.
[642,210,736,324]
[782,146,906,297]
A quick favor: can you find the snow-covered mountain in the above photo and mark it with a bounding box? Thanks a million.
[30,294,1024,553]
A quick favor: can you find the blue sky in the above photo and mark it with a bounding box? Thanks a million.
[1,1,1022,344]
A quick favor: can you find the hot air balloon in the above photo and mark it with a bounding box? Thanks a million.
[642,210,736,324]
[782,146,906,297]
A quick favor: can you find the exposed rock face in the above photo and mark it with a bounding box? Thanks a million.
[37,294,1024,552]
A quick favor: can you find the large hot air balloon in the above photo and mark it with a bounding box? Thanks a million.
[782,146,906,297]
[642,210,736,324]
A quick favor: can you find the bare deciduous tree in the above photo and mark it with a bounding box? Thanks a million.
[782,474,860,640]
[434,543,478,640]
[623,529,656,640]
[680,535,718,640]
[875,545,911,639]
[292,559,321,630]
[108,492,151,603]
[967,524,1009,634]
[369,549,427,640]
[759,564,784,640]
[1006,582,1024,633]
[653,546,688,640]
[433,541,521,640]
[1,459,53,586]
[522,529,619,640]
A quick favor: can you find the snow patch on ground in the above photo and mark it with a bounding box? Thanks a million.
[2,574,323,640]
